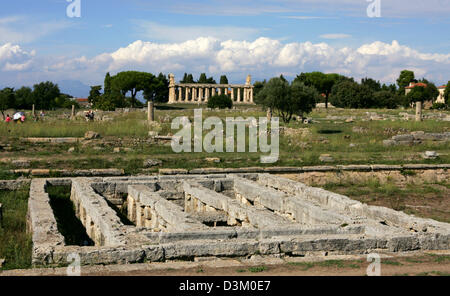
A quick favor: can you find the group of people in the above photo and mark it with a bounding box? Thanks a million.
[85,110,95,121]
[4,113,25,123]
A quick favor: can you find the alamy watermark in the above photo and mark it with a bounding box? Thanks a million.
[366,0,381,18]
[366,253,381,276]
[66,253,81,276]
[66,0,81,18]
[171,109,279,164]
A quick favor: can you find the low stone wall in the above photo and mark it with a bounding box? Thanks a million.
[160,164,450,175]
[383,131,450,146]
[128,185,206,231]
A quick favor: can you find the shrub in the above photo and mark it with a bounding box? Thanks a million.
[207,94,233,109]
[431,102,447,110]
[329,81,375,108]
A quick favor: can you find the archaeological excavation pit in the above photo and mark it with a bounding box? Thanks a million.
[27,174,450,267]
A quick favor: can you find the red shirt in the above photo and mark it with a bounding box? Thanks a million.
[5,117,11,122]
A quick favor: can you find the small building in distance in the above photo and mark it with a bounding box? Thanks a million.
[72,98,91,108]
[404,82,447,108]
[437,85,446,104]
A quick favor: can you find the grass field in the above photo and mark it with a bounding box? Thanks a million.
[0,188,32,270]
[0,105,449,176]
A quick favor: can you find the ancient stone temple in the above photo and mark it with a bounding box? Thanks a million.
[168,74,255,104]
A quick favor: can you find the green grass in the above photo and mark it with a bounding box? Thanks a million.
[383,260,403,266]
[248,266,267,273]
[426,254,450,263]
[1,107,449,173]
[0,188,32,270]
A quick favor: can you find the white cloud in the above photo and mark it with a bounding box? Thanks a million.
[1,38,449,88]
[320,34,352,39]
[0,43,35,72]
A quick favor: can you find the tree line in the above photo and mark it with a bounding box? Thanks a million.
[255,70,450,123]
[0,82,77,119]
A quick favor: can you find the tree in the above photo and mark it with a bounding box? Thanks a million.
[294,72,349,108]
[256,77,319,123]
[361,77,381,92]
[444,81,450,105]
[373,91,399,109]
[253,80,266,103]
[154,73,169,103]
[31,82,61,110]
[88,85,103,107]
[104,72,112,97]
[220,75,228,84]
[198,73,208,84]
[329,81,375,108]
[15,86,33,109]
[180,73,195,83]
[111,71,155,107]
[290,80,319,120]
[0,87,16,119]
[396,70,415,94]
[406,84,438,104]
[197,73,216,84]
[143,73,169,103]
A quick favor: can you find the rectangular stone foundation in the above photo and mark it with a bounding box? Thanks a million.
[27,174,450,267]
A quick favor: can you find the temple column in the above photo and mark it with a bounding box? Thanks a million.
[250,88,254,103]
[237,88,241,102]
[243,88,248,103]
[199,88,203,102]
[178,87,182,102]
[231,88,235,101]
[192,87,197,103]
[212,88,216,97]
[218,88,222,95]
[185,87,190,102]
[205,88,210,102]
[168,74,176,104]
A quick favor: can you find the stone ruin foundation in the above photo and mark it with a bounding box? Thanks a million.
[27,174,450,267]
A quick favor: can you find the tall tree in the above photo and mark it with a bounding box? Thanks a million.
[397,70,415,94]
[294,72,348,108]
[361,77,381,92]
[88,85,103,106]
[111,71,155,107]
[198,73,208,84]
[329,81,375,108]
[31,81,61,110]
[104,72,112,96]
[15,86,33,109]
[0,87,16,119]
[220,75,228,84]
[444,81,450,105]
[256,77,318,123]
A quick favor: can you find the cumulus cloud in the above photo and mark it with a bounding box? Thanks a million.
[0,43,35,72]
[1,38,449,88]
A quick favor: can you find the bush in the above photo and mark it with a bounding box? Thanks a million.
[431,102,447,110]
[373,91,399,109]
[207,94,233,109]
[329,81,375,108]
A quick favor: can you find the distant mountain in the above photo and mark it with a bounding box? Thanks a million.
[57,80,91,98]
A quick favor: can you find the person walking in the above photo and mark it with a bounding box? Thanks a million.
[5,114,11,123]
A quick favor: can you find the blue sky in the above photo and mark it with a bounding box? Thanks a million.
[1,0,449,96]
